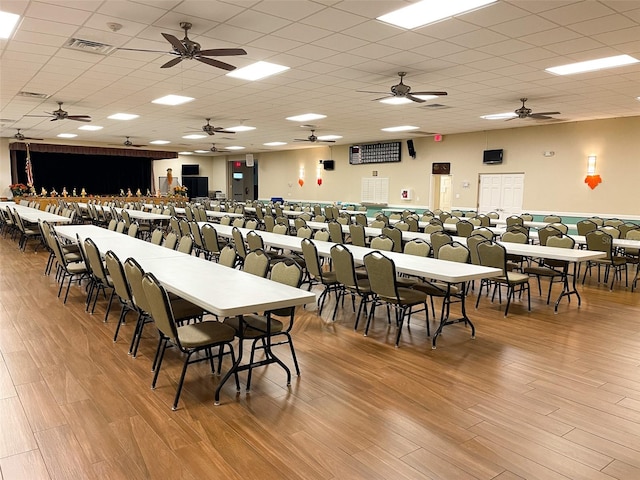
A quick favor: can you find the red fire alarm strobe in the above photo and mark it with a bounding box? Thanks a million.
[434,134,443,142]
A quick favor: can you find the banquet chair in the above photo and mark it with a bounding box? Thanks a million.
[330,244,373,328]
[348,223,367,247]
[501,230,529,271]
[242,249,270,278]
[582,230,627,290]
[328,221,346,244]
[218,244,239,268]
[142,272,237,410]
[424,223,444,234]
[382,226,403,253]
[370,235,394,252]
[50,233,88,304]
[456,220,474,238]
[232,217,245,228]
[201,224,225,261]
[176,234,194,255]
[188,221,206,257]
[543,215,562,223]
[476,241,531,317]
[505,215,523,227]
[83,238,115,320]
[471,227,494,241]
[403,239,431,258]
[296,226,312,239]
[430,231,453,259]
[12,209,40,251]
[231,227,248,266]
[127,222,139,238]
[115,220,126,233]
[104,251,137,343]
[363,251,430,347]
[537,225,563,246]
[301,238,339,314]
[163,231,178,250]
[313,229,330,241]
[524,234,575,303]
[224,259,303,391]
[150,228,164,246]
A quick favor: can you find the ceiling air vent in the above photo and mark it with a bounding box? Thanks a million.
[17,91,50,99]
[421,103,450,110]
[64,38,117,55]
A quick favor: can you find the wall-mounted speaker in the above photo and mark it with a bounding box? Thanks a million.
[407,139,416,158]
[323,160,335,170]
[245,154,254,167]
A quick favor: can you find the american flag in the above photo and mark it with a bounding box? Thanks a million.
[25,144,34,186]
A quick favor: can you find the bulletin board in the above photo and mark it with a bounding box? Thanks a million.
[349,142,401,165]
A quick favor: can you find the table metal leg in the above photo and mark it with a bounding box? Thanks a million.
[432,283,475,349]
[554,262,581,312]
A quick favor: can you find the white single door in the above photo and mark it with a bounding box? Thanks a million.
[439,175,452,212]
[478,173,524,218]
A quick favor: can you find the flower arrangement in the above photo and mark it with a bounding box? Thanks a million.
[9,183,30,196]
[174,185,188,195]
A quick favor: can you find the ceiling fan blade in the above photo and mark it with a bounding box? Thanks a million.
[23,114,53,118]
[529,114,553,120]
[372,95,393,102]
[199,48,247,57]
[50,118,59,121]
[411,91,448,96]
[405,94,426,103]
[213,129,235,134]
[162,32,188,55]
[161,57,183,68]
[195,56,236,71]
[531,111,560,117]
[357,90,389,94]
[320,140,336,143]
[294,139,311,142]
[67,116,91,122]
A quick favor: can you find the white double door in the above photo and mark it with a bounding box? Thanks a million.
[478,173,524,219]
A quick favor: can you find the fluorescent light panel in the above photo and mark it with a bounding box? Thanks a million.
[149,140,170,145]
[317,135,342,141]
[377,0,497,29]
[227,61,289,81]
[546,54,639,75]
[381,125,419,132]
[0,11,20,39]
[227,125,256,132]
[151,94,194,106]
[264,142,287,146]
[179,151,193,155]
[57,133,77,138]
[194,150,209,153]
[182,134,207,139]
[286,113,326,122]
[481,112,517,120]
[108,113,139,120]
[225,146,245,150]
[77,125,103,131]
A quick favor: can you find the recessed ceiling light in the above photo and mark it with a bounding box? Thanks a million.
[179,151,193,155]
[108,113,139,120]
[226,61,289,81]
[151,94,195,106]
[546,54,639,75]
[480,112,518,120]
[149,140,170,145]
[381,125,419,132]
[194,150,209,154]
[0,11,20,39]
[77,125,103,131]
[377,0,497,29]
[57,133,77,138]
[225,146,245,150]
[286,113,326,122]
[227,125,256,132]
[182,134,207,139]
[317,135,342,141]
[263,142,287,146]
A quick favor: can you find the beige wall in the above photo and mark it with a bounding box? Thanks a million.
[258,116,640,216]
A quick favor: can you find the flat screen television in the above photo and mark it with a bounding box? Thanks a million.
[233,172,243,180]
[483,149,503,164]
[322,160,335,170]
[182,164,199,176]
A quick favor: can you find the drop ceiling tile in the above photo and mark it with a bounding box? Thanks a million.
[205,24,264,44]
[349,43,401,60]
[442,49,493,65]
[417,18,479,40]
[449,28,510,48]
[173,0,245,23]
[419,40,466,58]
[19,17,79,37]
[226,9,292,34]
[12,30,68,48]
[344,20,403,43]
[97,1,167,24]
[271,23,333,43]
[518,27,583,47]
[378,31,437,50]
[476,38,533,56]
[543,37,607,56]
[537,1,616,24]
[299,7,367,32]
[502,47,558,63]
[252,0,326,21]
[26,1,94,25]
[462,2,529,27]
[246,35,303,54]
[285,44,336,61]
[5,40,59,57]
[313,33,369,52]
[593,26,640,46]
[489,14,558,38]
[568,14,637,36]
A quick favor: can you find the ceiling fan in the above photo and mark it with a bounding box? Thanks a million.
[117,22,247,70]
[24,102,91,122]
[208,143,228,152]
[199,118,235,136]
[119,137,145,147]
[510,98,561,120]
[358,72,448,103]
[294,129,335,143]
[13,129,43,141]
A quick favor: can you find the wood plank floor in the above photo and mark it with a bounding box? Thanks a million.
[1,233,640,479]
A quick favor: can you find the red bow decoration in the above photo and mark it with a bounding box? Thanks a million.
[584,175,602,189]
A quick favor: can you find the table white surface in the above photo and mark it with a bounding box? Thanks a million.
[2,202,72,224]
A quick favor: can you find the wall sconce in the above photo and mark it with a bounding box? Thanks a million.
[298,167,304,187]
[316,165,322,186]
[585,154,601,189]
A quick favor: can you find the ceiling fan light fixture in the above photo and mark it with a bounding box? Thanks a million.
[380,97,413,105]
[286,113,326,122]
[149,140,170,145]
[78,125,103,130]
[381,125,419,132]
[226,61,289,81]
[481,112,518,120]
[546,54,639,75]
[57,133,77,138]
[108,113,139,120]
[151,94,195,106]
[0,11,20,39]
[377,0,497,29]
[264,142,287,146]
[183,134,207,139]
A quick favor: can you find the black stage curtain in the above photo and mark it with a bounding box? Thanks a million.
[9,143,177,195]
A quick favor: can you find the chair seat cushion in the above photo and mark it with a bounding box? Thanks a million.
[177,320,236,348]
[503,272,530,283]
[524,266,562,277]
[224,314,284,338]
[67,262,87,274]
[384,287,429,306]
[171,298,204,320]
